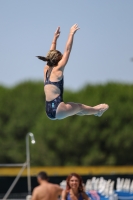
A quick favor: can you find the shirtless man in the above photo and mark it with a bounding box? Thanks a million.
[32,171,63,200]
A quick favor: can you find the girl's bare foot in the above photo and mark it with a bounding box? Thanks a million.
[94,104,109,117]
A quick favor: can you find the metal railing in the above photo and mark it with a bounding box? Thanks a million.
[0,132,35,200]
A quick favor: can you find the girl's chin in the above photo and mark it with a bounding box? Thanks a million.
[71,186,78,189]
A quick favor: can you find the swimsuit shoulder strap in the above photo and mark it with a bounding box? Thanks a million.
[66,193,71,200]
[46,67,53,81]
[45,70,48,81]
[79,192,85,200]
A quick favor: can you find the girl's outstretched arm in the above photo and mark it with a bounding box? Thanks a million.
[58,24,80,69]
[50,27,60,50]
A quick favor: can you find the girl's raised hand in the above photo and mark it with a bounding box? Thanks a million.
[70,24,80,35]
[54,27,61,39]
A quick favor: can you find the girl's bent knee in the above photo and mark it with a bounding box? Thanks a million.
[77,103,83,112]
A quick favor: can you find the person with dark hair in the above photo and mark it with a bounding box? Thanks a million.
[32,171,62,200]
[37,171,48,181]
[37,24,109,120]
[61,173,90,200]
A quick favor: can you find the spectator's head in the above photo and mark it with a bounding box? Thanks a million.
[37,171,48,184]
[66,173,84,193]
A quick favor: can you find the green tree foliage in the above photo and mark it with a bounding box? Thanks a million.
[0,82,133,166]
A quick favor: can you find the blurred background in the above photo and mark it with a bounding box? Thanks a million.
[0,0,133,199]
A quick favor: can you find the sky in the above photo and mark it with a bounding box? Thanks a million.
[0,0,133,90]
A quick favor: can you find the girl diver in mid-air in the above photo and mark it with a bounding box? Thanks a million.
[37,24,109,120]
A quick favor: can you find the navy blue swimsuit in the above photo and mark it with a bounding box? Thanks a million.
[66,193,83,200]
[44,69,64,120]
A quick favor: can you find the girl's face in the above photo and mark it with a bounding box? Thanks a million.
[69,176,79,190]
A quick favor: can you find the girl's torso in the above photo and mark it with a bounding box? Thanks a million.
[44,65,64,101]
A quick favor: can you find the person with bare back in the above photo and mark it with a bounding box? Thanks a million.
[32,171,62,200]
[37,24,109,120]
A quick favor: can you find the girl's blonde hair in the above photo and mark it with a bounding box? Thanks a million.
[36,50,62,67]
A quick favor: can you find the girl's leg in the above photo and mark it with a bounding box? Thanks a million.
[56,102,109,119]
